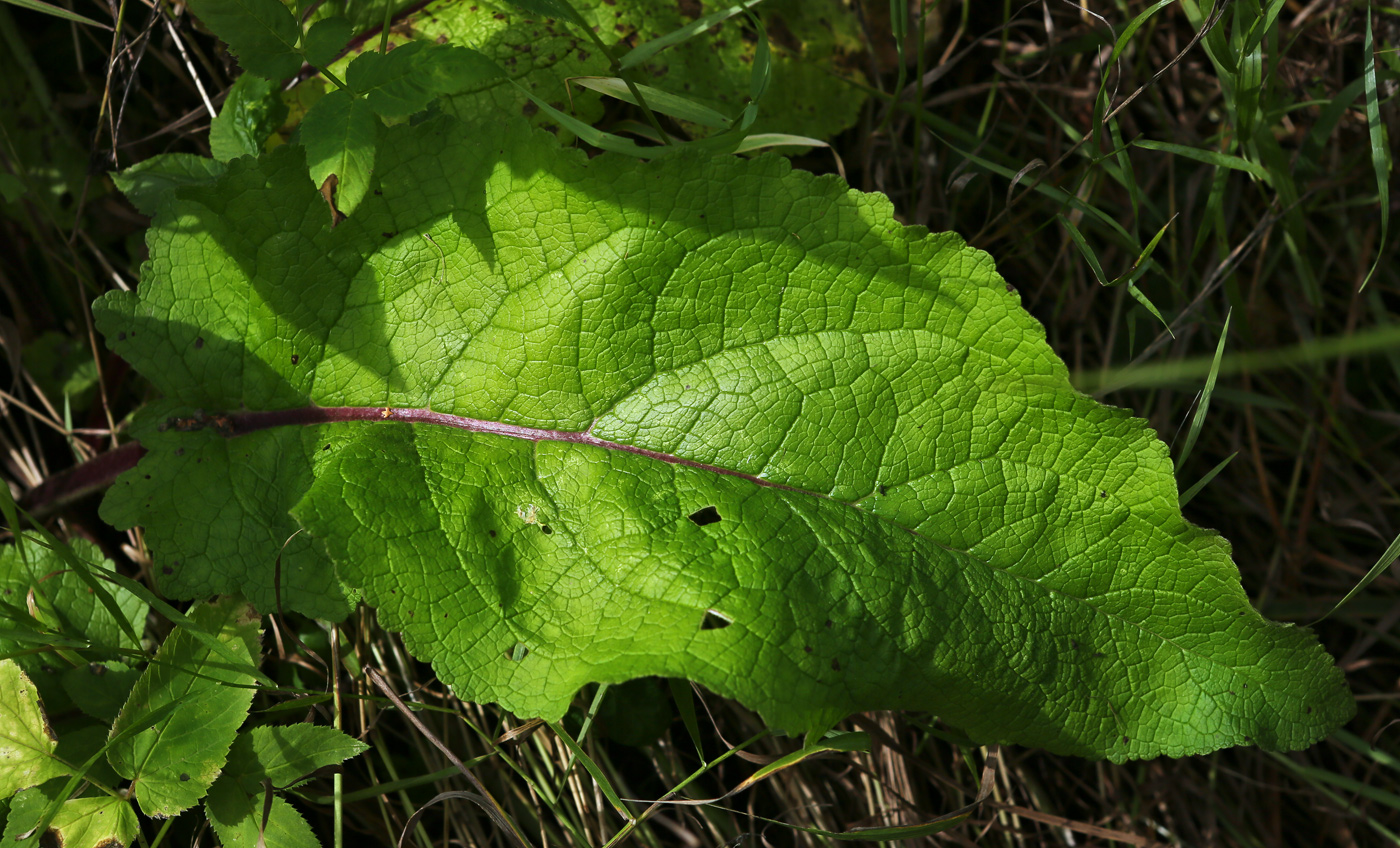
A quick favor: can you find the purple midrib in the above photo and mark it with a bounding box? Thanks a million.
[232,406,816,497]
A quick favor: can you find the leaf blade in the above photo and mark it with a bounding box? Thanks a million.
[106,597,262,818]
[95,117,1354,761]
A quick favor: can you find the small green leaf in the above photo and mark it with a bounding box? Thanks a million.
[223,725,368,792]
[345,41,500,121]
[22,332,99,412]
[186,0,303,80]
[0,172,25,203]
[0,659,68,796]
[0,540,146,657]
[302,15,353,69]
[110,153,227,216]
[106,597,262,818]
[300,88,378,216]
[210,73,289,162]
[0,786,138,848]
[60,662,142,724]
[205,774,320,848]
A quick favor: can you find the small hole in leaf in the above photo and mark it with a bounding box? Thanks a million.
[540,524,553,535]
[701,609,731,630]
[180,773,190,782]
[688,506,721,526]
[878,485,888,495]
[505,643,529,661]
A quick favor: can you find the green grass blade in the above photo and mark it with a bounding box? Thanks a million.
[569,77,732,128]
[732,133,828,153]
[1330,729,1400,774]
[1311,529,1400,624]
[1092,0,1175,132]
[1125,281,1172,335]
[1078,323,1400,392]
[547,721,633,822]
[1179,452,1237,508]
[618,0,767,70]
[667,678,705,761]
[1134,139,1271,181]
[0,0,108,28]
[1058,214,1108,286]
[1361,2,1391,289]
[1177,310,1231,467]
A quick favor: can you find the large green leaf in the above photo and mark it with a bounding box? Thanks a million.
[106,597,262,818]
[93,116,1352,761]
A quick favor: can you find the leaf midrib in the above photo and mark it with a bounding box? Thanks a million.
[218,404,1261,693]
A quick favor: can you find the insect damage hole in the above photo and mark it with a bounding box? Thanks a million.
[688,506,722,526]
[700,609,732,630]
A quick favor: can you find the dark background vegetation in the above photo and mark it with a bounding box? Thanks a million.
[1,0,1397,845]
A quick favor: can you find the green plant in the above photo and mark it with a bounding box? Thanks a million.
[0,539,366,848]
